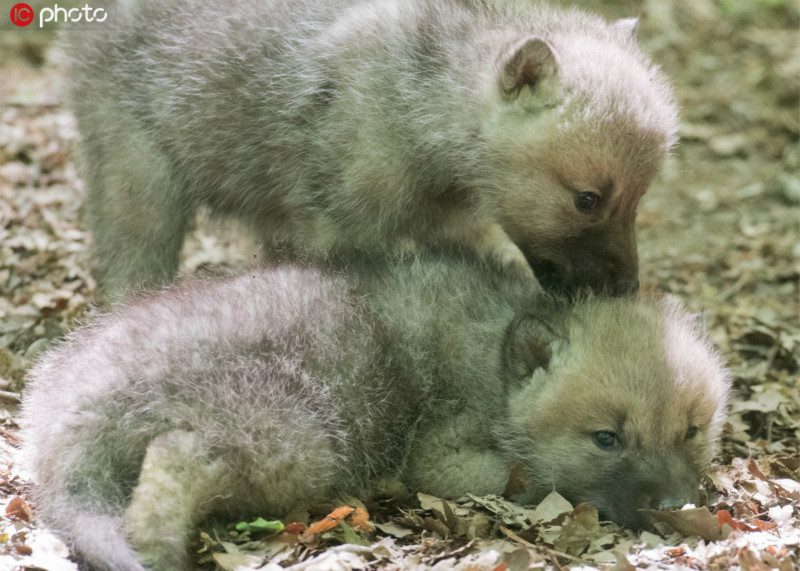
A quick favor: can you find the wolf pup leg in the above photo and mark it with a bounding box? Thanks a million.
[78,107,193,299]
[125,431,226,571]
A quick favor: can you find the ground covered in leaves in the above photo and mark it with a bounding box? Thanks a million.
[0,0,798,569]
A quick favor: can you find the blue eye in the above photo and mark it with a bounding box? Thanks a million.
[592,430,619,450]
[574,191,600,213]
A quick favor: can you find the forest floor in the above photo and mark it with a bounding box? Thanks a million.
[0,0,798,570]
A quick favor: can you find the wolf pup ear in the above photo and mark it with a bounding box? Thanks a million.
[611,17,639,40]
[499,37,559,96]
[503,313,565,383]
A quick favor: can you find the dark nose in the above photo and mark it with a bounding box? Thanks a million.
[611,276,639,297]
[637,476,697,514]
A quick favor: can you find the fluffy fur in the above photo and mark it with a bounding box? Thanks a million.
[68,0,678,299]
[21,253,728,571]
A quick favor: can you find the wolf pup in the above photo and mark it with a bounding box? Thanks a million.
[68,0,677,299]
[22,254,728,571]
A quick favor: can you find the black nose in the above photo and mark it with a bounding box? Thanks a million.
[611,276,639,297]
[527,258,570,295]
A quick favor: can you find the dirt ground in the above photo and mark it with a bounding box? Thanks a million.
[0,0,798,569]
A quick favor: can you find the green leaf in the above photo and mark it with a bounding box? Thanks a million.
[335,521,371,546]
[234,517,284,534]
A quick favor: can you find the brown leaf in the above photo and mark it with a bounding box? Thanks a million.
[5,495,31,521]
[748,458,768,480]
[531,491,573,525]
[645,507,730,541]
[422,515,450,539]
[283,521,306,535]
[553,503,602,557]
[417,492,458,533]
[347,506,373,532]
[503,464,526,499]
[301,505,355,538]
[717,509,756,532]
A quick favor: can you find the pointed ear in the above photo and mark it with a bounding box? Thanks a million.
[689,311,709,332]
[499,37,558,96]
[611,17,639,40]
[503,313,565,383]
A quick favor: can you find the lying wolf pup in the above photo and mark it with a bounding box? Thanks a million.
[22,254,728,570]
[68,0,678,298]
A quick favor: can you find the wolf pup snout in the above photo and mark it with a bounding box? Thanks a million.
[589,451,706,529]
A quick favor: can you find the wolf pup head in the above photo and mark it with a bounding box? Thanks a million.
[501,295,729,529]
[477,11,678,296]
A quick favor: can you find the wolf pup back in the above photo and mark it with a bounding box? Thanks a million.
[22,255,728,570]
[68,0,678,298]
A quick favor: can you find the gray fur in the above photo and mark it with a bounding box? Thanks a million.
[68,0,678,299]
[22,253,728,570]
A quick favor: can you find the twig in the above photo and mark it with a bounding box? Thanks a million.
[499,526,590,565]
[0,426,20,443]
[4,101,62,109]
[0,390,22,404]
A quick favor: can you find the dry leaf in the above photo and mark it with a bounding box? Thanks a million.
[347,507,373,533]
[212,552,263,570]
[5,495,31,521]
[503,464,526,499]
[553,503,602,556]
[645,507,731,541]
[531,491,573,525]
[302,505,355,538]
[283,521,306,535]
[373,521,413,539]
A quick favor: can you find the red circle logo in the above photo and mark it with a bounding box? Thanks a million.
[10,3,34,27]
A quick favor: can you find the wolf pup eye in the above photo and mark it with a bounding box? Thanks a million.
[592,430,620,450]
[574,191,600,213]
[685,426,699,440]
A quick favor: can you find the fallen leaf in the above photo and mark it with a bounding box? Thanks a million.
[374,521,414,539]
[303,505,355,538]
[767,505,793,526]
[283,521,306,535]
[212,552,263,570]
[645,507,731,541]
[422,515,450,538]
[337,520,371,547]
[503,464,526,499]
[417,492,458,533]
[347,507,373,533]
[235,517,284,534]
[532,491,573,525]
[466,494,536,528]
[748,458,768,480]
[553,503,602,556]
[717,509,754,532]
[5,496,31,521]
[668,546,686,557]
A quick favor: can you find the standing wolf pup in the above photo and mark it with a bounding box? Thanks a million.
[22,253,730,571]
[69,0,677,298]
